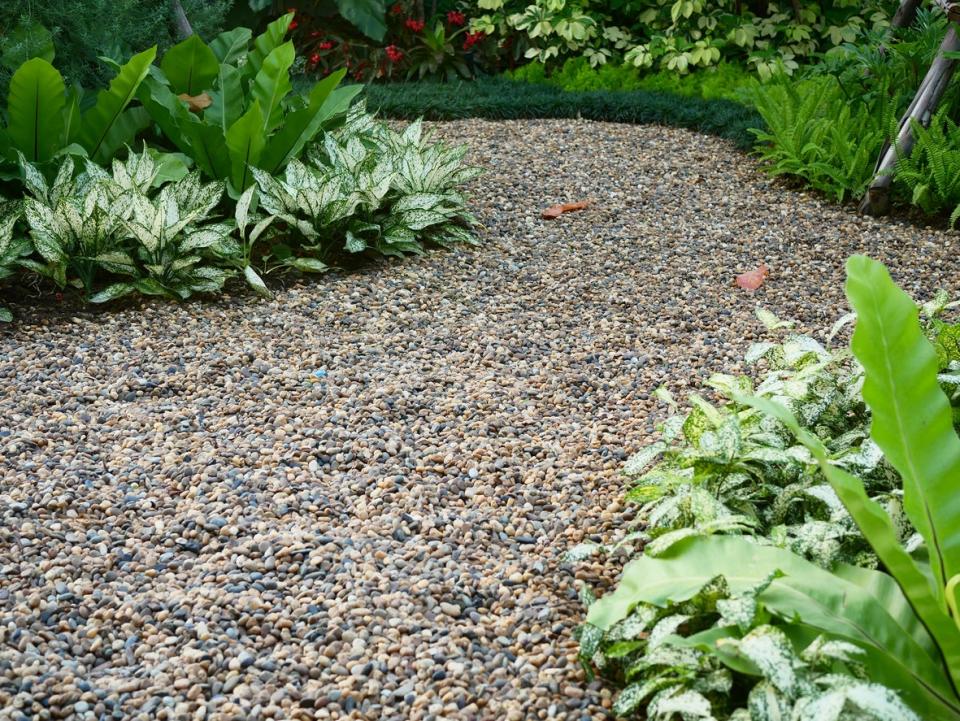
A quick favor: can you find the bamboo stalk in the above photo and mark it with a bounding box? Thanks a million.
[860,26,960,215]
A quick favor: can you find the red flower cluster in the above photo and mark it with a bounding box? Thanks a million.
[385,45,404,62]
[318,40,334,50]
[462,30,485,50]
[309,53,320,64]
[447,10,466,26]
[390,2,405,15]
[405,18,425,33]
[287,7,299,31]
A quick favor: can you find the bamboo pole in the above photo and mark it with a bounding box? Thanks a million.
[860,22,960,215]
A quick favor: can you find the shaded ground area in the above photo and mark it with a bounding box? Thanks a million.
[2,120,959,721]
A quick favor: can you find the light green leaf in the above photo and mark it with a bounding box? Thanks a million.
[7,58,66,163]
[160,34,219,95]
[250,41,294,133]
[225,100,265,193]
[78,46,157,163]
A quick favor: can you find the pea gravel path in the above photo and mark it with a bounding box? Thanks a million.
[2,119,959,721]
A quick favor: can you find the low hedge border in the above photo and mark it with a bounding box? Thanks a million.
[365,78,762,150]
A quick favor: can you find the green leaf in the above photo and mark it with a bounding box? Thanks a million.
[78,46,157,163]
[250,41,295,133]
[243,265,272,298]
[259,70,354,173]
[160,35,219,95]
[225,100,265,193]
[335,0,387,41]
[246,13,293,80]
[287,257,328,273]
[0,306,11,322]
[90,283,135,303]
[845,255,960,594]
[206,63,244,135]
[6,58,66,163]
[209,27,253,65]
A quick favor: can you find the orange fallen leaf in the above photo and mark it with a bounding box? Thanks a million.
[178,92,213,112]
[735,263,769,291]
[541,200,591,220]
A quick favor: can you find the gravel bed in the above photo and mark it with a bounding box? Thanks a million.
[2,118,959,721]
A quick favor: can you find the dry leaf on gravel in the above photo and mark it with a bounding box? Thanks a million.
[735,263,769,291]
[541,200,591,220]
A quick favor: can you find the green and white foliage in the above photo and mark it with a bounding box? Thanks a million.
[95,173,233,302]
[577,259,960,720]
[580,567,918,721]
[0,198,31,321]
[601,308,903,570]
[18,147,236,301]
[20,154,136,293]
[253,104,480,264]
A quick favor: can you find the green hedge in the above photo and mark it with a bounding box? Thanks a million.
[365,78,762,149]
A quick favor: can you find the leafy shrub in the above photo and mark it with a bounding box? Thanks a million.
[506,56,754,102]
[0,1,231,91]
[577,256,960,720]
[139,13,361,195]
[0,107,481,318]
[0,48,156,171]
[18,149,234,300]
[469,0,893,78]
[253,104,480,267]
[748,77,894,202]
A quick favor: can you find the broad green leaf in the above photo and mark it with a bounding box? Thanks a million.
[78,46,157,163]
[587,535,960,719]
[335,0,387,41]
[6,58,66,162]
[160,34,219,95]
[225,100,265,193]
[210,27,253,66]
[845,255,960,593]
[250,41,295,133]
[182,121,231,180]
[246,13,293,80]
[137,72,195,156]
[206,63,244,134]
[259,70,354,173]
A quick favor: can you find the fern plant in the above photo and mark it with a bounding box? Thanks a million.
[892,109,960,226]
[749,77,894,203]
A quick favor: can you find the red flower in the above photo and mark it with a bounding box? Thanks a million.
[318,40,334,50]
[309,53,320,64]
[390,2,404,15]
[289,19,299,30]
[405,18,425,32]
[385,44,404,62]
[447,10,466,26]
[462,30,485,50]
